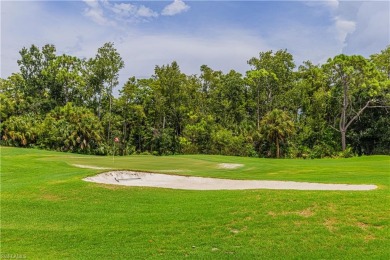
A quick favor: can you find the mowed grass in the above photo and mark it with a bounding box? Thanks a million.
[1,147,389,259]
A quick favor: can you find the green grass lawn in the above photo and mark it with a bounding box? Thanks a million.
[1,147,389,259]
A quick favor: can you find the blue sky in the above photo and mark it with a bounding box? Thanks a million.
[1,0,389,87]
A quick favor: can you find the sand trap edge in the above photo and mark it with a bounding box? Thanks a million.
[83,171,377,191]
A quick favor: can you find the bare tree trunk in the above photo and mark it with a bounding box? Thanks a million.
[276,138,280,158]
[257,85,260,131]
[340,80,348,151]
[341,130,346,151]
[108,94,112,141]
[97,93,102,119]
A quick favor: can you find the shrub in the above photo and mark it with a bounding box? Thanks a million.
[1,114,42,147]
[40,103,104,154]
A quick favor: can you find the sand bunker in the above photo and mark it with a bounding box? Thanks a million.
[83,171,377,191]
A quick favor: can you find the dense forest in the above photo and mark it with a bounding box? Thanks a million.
[1,43,389,158]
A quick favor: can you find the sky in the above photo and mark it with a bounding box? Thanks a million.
[1,0,389,88]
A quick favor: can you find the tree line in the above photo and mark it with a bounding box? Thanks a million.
[1,43,389,158]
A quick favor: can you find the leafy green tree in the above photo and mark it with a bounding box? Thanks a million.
[42,54,85,106]
[149,61,190,152]
[199,66,224,125]
[199,65,222,114]
[0,78,15,120]
[324,54,389,151]
[87,42,124,144]
[370,45,390,79]
[16,44,57,113]
[260,109,295,158]
[220,70,247,126]
[247,49,296,114]
[114,77,147,154]
[246,68,277,130]
[1,114,42,147]
[210,127,254,156]
[182,113,214,154]
[348,108,390,155]
[40,103,104,153]
[347,46,390,154]
[2,42,390,157]
[290,61,339,157]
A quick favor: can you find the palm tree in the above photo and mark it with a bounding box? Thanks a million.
[260,109,294,158]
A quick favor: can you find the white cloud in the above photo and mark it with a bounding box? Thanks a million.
[162,0,190,16]
[324,0,339,10]
[1,1,119,78]
[343,1,389,55]
[305,0,339,10]
[117,30,269,77]
[266,23,341,65]
[300,0,387,59]
[304,0,360,55]
[83,0,158,25]
[2,0,387,88]
[137,6,159,18]
[334,16,356,44]
[110,3,158,19]
[0,1,267,86]
[111,3,137,17]
[83,0,115,26]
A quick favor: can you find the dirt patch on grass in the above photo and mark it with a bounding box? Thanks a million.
[298,208,315,217]
[83,171,377,191]
[40,193,62,201]
[357,222,369,230]
[324,218,338,232]
[268,211,278,217]
[217,163,244,169]
[364,234,376,242]
[268,207,315,218]
[72,164,112,170]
